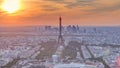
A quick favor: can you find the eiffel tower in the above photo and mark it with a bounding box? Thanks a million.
[54,16,65,60]
[58,16,64,45]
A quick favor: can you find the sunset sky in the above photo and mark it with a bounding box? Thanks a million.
[0,0,120,26]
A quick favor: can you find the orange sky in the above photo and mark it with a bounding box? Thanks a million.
[0,0,120,26]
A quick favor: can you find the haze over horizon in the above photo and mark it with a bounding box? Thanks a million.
[0,0,120,26]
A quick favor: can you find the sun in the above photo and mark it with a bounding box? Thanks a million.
[1,0,21,13]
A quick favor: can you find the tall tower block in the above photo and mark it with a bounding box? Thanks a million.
[58,16,64,45]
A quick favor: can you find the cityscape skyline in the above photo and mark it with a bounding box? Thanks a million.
[0,0,120,68]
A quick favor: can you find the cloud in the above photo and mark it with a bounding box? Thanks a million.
[1,0,120,19]
[94,3,120,12]
[43,0,97,9]
[43,0,120,14]
[44,0,71,4]
[87,2,120,15]
[41,5,60,11]
[21,0,120,19]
